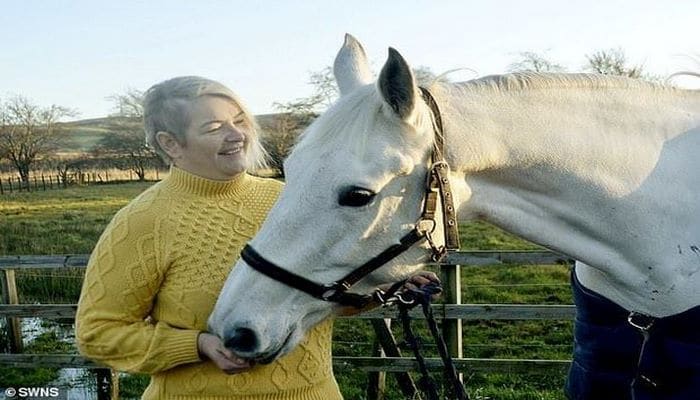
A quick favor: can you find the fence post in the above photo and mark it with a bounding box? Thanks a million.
[369,319,418,399]
[0,269,24,353]
[441,263,463,391]
[41,175,46,191]
[0,178,3,195]
[95,368,120,400]
[367,320,388,400]
[111,369,120,399]
[7,178,13,193]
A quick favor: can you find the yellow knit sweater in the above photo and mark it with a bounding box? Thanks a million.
[76,167,341,400]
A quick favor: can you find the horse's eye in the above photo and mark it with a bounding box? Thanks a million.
[338,186,377,207]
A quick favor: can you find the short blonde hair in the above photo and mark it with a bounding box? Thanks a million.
[143,76,268,171]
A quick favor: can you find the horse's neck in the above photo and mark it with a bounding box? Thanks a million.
[437,79,700,315]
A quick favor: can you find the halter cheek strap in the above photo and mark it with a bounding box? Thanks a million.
[239,87,460,308]
[420,87,461,251]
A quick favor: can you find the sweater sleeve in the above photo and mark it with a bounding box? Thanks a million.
[75,200,201,374]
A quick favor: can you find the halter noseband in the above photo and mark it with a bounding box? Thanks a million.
[240,87,460,308]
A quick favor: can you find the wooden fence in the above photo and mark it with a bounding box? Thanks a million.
[0,251,576,399]
[0,170,163,195]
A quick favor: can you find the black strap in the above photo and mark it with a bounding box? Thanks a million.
[335,229,425,289]
[399,304,441,400]
[241,228,425,308]
[241,244,330,299]
[398,284,469,400]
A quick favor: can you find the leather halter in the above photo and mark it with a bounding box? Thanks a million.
[240,87,460,308]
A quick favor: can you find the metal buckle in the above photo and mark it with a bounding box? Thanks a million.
[416,218,437,236]
[430,160,449,172]
[628,312,655,331]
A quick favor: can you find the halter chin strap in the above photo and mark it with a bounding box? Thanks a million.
[240,87,460,308]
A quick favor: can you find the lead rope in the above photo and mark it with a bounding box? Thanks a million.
[394,283,469,400]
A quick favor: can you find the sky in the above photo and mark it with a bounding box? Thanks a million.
[2,0,699,121]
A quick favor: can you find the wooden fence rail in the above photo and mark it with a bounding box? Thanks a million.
[0,251,575,270]
[0,170,163,195]
[0,303,577,320]
[0,251,576,399]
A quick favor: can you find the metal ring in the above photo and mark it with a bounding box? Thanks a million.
[627,312,655,331]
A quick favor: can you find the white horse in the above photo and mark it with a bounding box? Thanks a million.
[209,35,700,387]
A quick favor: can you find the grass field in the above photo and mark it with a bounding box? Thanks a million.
[0,182,573,399]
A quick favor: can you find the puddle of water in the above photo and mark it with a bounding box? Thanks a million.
[1,318,99,399]
[53,368,98,399]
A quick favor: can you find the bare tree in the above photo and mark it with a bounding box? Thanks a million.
[308,66,339,108]
[106,88,144,118]
[585,48,643,78]
[262,100,318,177]
[508,51,567,73]
[0,96,77,186]
[43,156,91,187]
[412,65,453,85]
[259,67,336,176]
[96,90,161,181]
[94,124,160,181]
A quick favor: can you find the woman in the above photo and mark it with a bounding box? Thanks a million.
[76,76,343,399]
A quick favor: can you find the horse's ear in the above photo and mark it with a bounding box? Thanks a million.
[333,33,373,96]
[378,47,417,120]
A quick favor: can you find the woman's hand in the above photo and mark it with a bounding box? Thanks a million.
[403,270,441,298]
[197,332,254,374]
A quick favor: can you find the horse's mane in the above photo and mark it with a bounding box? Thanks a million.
[293,72,696,158]
[450,72,684,94]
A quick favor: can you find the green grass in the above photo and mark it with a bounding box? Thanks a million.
[0,182,151,254]
[0,183,574,399]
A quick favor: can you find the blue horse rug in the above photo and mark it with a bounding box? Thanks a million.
[566,270,700,400]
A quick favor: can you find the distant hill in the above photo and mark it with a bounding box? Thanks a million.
[57,116,138,154]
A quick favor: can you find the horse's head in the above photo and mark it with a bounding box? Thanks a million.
[208,35,446,362]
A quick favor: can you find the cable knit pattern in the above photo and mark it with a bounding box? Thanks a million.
[76,166,341,400]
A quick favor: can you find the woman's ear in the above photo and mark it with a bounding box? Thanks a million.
[155,131,183,160]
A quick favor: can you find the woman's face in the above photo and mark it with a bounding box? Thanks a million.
[173,95,250,180]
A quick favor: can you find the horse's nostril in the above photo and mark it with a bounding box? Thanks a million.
[224,327,258,353]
